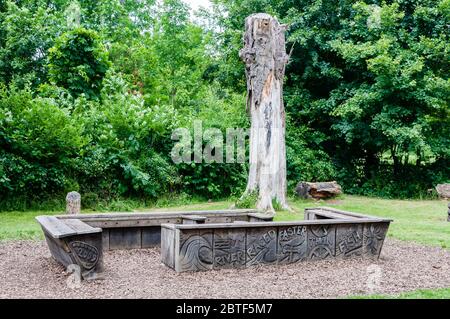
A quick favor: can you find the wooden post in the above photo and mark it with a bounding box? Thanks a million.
[66,191,81,214]
[239,13,289,212]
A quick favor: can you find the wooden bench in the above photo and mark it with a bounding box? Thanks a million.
[36,216,103,279]
[36,209,274,279]
[56,209,270,250]
[161,208,392,272]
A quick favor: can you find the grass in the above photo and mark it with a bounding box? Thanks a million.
[1,195,448,248]
[350,287,450,299]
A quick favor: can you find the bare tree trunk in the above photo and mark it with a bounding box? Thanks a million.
[239,13,289,212]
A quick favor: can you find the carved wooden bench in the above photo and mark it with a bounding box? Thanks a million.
[161,207,392,272]
[55,209,272,250]
[35,216,103,280]
[36,209,273,279]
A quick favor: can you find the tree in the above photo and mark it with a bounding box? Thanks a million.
[240,13,289,211]
[214,0,450,197]
[48,27,111,98]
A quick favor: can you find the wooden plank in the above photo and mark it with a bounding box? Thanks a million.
[57,209,261,220]
[36,216,76,238]
[335,224,363,258]
[62,218,101,235]
[141,227,161,248]
[305,209,360,220]
[213,228,246,269]
[102,229,110,251]
[176,229,213,272]
[277,225,307,264]
[247,213,274,222]
[308,207,392,221]
[161,227,175,269]
[307,225,336,260]
[172,218,390,230]
[183,215,209,220]
[246,227,277,267]
[109,228,142,250]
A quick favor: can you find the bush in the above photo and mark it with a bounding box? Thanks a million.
[48,28,111,99]
[0,85,85,204]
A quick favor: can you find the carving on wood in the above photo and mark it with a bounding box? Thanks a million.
[336,225,363,258]
[246,228,277,266]
[213,230,246,268]
[69,241,99,270]
[363,223,388,256]
[277,226,307,263]
[307,225,336,260]
[179,233,213,272]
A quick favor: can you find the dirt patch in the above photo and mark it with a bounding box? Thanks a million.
[0,239,449,298]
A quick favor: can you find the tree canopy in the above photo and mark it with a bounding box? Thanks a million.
[0,0,448,209]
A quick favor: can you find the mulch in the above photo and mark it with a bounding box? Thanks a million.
[0,238,449,298]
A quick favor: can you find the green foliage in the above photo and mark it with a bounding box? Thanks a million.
[235,190,258,209]
[215,0,450,198]
[1,0,449,210]
[48,27,111,98]
[0,85,85,203]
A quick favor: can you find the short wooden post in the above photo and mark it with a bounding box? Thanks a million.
[66,191,81,214]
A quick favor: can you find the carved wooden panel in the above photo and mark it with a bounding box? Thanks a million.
[335,224,363,258]
[363,223,389,257]
[213,229,246,269]
[178,230,213,272]
[277,225,307,264]
[307,225,336,260]
[246,227,277,267]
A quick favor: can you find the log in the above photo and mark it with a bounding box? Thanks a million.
[436,184,450,199]
[295,181,342,199]
[239,13,290,212]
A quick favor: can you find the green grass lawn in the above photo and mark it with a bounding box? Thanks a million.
[1,195,448,248]
[350,287,450,299]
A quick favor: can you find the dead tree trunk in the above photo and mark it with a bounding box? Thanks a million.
[239,13,289,212]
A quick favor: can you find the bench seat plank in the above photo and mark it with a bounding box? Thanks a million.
[62,218,102,235]
[36,216,101,239]
[36,216,76,238]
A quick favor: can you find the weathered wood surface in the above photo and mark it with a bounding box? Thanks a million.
[66,191,81,214]
[36,216,103,279]
[161,209,392,272]
[239,13,289,212]
[38,210,270,252]
[182,215,208,224]
[296,181,342,199]
[36,216,101,239]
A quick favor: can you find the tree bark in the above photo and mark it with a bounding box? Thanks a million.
[239,13,289,212]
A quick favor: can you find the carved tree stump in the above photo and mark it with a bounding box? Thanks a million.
[239,13,289,212]
[66,191,81,214]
